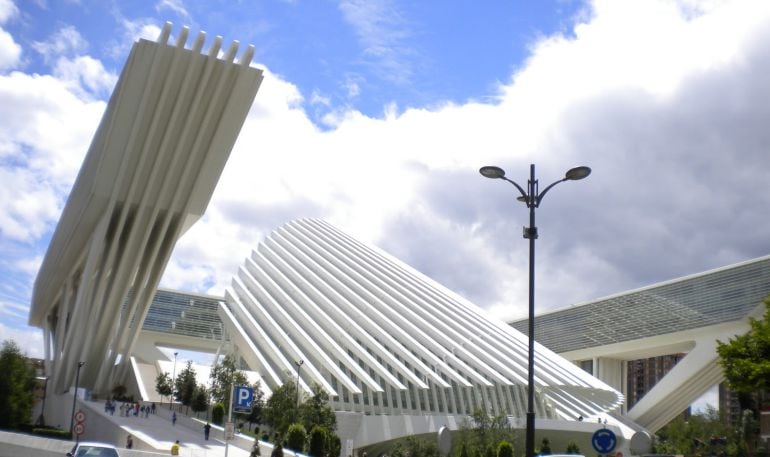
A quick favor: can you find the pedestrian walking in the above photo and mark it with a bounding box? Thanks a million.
[126,434,133,449]
[172,411,177,426]
[171,440,180,456]
[204,422,211,440]
[151,402,156,414]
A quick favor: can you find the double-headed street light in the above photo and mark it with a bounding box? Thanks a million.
[479,163,590,457]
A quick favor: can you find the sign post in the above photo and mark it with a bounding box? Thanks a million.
[74,410,86,442]
[225,385,253,457]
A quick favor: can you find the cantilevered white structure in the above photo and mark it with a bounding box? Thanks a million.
[28,22,264,396]
[220,219,623,423]
[512,255,770,432]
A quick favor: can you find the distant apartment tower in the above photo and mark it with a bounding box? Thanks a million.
[625,354,685,409]
[718,384,743,426]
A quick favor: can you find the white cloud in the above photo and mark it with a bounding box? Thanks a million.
[0,27,20,70]
[53,55,117,99]
[166,0,770,324]
[32,25,88,63]
[0,0,19,24]
[0,321,43,358]
[0,0,21,71]
[107,17,162,59]
[338,0,416,84]
[155,0,190,20]
[0,71,106,241]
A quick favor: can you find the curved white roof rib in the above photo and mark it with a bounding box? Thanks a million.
[222,219,623,419]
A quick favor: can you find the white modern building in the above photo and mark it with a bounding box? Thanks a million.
[27,22,263,398]
[220,218,623,419]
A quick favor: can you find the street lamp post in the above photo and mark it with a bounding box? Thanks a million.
[69,361,85,440]
[479,163,590,457]
[295,359,304,423]
[170,351,178,410]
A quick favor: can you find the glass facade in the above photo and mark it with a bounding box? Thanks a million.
[511,256,770,354]
[141,288,226,341]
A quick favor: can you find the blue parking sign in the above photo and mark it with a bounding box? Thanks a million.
[233,386,253,413]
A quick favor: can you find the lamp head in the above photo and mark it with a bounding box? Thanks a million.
[479,166,506,179]
[565,166,591,180]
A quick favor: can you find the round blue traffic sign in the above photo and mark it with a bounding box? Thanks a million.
[592,428,617,454]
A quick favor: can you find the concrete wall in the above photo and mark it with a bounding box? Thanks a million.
[0,431,166,457]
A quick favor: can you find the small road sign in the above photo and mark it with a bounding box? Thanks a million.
[74,423,85,436]
[74,410,86,423]
[233,386,253,413]
[592,428,617,454]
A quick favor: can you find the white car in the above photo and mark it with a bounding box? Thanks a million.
[67,442,121,457]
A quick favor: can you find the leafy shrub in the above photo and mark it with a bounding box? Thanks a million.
[286,423,307,453]
[271,442,284,457]
[308,425,328,457]
[565,441,580,454]
[497,440,514,457]
[212,403,225,425]
[33,427,71,439]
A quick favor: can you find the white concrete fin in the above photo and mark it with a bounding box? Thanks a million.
[174,25,189,48]
[192,31,206,53]
[239,44,255,67]
[208,35,223,58]
[223,40,239,62]
[158,21,172,44]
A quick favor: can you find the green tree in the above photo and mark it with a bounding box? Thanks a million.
[155,371,172,404]
[327,432,341,457]
[496,441,513,457]
[538,438,551,455]
[716,298,770,454]
[286,423,307,453]
[175,361,197,411]
[654,407,731,456]
[209,354,248,406]
[264,380,298,436]
[391,435,440,457]
[455,407,513,457]
[191,384,209,416]
[717,298,770,395]
[299,382,337,432]
[308,425,329,457]
[111,384,128,401]
[212,403,226,425]
[0,340,36,429]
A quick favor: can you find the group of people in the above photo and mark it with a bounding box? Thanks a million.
[104,399,156,417]
[118,405,215,455]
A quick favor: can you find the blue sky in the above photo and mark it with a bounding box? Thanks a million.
[6,1,580,123]
[3,0,770,412]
